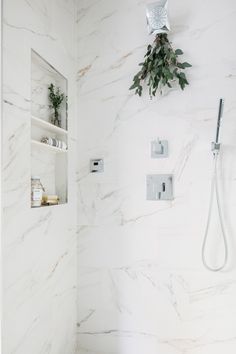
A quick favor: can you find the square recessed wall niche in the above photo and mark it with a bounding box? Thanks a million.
[31,50,68,207]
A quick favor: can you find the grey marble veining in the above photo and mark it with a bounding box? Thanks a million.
[2,1,77,354]
[76,0,236,353]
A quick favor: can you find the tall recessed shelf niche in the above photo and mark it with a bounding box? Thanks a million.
[31,50,68,207]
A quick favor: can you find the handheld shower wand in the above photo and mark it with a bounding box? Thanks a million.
[202,99,228,272]
[215,98,224,144]
[212,98,224,153]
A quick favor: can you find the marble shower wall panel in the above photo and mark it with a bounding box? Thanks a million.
[2,1,77,354]
[76,0,236,353]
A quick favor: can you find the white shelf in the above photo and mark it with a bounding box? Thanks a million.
[31,115,68,135]
[31,139,68,153]
[31,203,66,209]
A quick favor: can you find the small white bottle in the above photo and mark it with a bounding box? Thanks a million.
[31,176,44,207]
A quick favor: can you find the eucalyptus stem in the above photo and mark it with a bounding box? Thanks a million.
[129,33,191,98]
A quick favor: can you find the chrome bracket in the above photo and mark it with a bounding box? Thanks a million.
[211,142,221,154]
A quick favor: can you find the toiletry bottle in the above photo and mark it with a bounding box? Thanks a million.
[31,176,44,207]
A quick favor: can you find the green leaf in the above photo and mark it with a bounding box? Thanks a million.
[129,82,138,90]
[178,62,192,69]
[178,72,187,79]
[178,78,185,90]
[177,63,185,69]
[175,49,184,55]
[182,62,192,68]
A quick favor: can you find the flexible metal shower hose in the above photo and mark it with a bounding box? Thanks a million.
[202,152,228,272]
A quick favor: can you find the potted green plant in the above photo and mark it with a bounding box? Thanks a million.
[129,33,191,98]
[48,83,66,127]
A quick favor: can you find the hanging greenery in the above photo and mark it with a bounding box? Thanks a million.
[129,33,191,98]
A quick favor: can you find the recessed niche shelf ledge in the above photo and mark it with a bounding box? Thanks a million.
[31,203,67,209]
[31,115,68,135]
[31,139,68,153]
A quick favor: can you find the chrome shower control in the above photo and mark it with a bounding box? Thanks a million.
[90,159,104,173]
[211,142,221,153]
[151,138,168,158]
[146,174,173,200]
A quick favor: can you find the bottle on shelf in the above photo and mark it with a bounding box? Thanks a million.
[31,176,45,208]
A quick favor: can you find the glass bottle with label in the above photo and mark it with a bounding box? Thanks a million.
[31,176,44,207]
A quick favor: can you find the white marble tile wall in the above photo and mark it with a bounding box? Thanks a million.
[76,0,236,353]
[2,1,77,353]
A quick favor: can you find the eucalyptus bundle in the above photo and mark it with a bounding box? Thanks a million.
[48,83,65,113]
[129,33,191,98]
[48,83,66,127]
